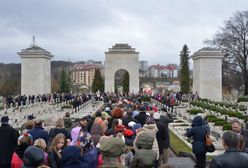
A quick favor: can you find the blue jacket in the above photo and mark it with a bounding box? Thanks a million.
[186,116,207,154]
[81,147,99,168]
[28,126,49,144]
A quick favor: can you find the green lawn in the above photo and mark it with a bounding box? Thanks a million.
[170,130,192,155]
[170,130,214,161]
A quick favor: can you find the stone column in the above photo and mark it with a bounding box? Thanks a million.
[17,42,54,95]
[191,47,224,101]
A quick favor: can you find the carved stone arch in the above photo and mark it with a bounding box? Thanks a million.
[105,44,139,93]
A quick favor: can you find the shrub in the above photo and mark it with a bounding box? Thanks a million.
[174,120,184,123]
[187,109,204,115]
[215,120,226,126]
[141,95,151,102]
[238,96,248,103]
[198,98,208,102]
[206,115,217,119]
[223,123,232,130]
[237,105,247,111]
[62,105,72,109]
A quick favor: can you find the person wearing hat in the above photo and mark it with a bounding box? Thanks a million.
[131,131,157,168]
[153,112,167,166]
[0,116,19,168]
[104,106,111,115]
[22,146,45,168]
[134,116,160,167]
[100,137,127,168]
[122,108,137,128]
[186,115,207,168]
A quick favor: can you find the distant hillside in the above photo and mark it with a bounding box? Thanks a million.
[0,61,73,96]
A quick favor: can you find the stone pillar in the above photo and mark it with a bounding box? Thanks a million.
[105,44,140,93]
[191,47,224,101]
[17,42,54,95]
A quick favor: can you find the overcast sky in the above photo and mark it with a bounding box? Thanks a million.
[0,0,248,65]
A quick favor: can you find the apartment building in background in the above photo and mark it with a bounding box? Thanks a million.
[70,61,103,87]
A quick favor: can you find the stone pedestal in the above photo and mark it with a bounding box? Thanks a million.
[105,44,139,93]
[191,48,224,101]
[18,44,54,95]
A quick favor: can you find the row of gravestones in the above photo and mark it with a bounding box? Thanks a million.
[173,107,225,152]
[0,99,96,128]
[188,102,248,129]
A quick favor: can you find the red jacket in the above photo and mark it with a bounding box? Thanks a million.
[11,152,23,168]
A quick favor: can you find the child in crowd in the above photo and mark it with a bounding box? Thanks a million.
[48,133,67,168]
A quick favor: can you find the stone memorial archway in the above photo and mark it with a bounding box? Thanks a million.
[105,44,139,93]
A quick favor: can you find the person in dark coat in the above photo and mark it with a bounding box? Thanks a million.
[186,115,207,168]
[122,109,137,127]
[210,131,248,168]
[153,112,167,165]
[160,113,173,164]
[28,120,49,144]
[134,106,149,126]
[22,146,45,168]
[0,116,19,168]
[48,118,70,145]
[61,146,85,168]
[63,112,72,129]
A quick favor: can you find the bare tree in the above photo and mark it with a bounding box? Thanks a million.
[207,10,248,95]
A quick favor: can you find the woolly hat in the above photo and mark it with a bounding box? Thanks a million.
[139,106,146,112]
[1,116,9,124]
[128,121,136,128]
[145,116,155,125]
[100,137,127,157]
[115,125,126,133]
[123,129,134,137]
[192,116,203,126]
[105,107,110,112]
[153,112,161,120]
[22,146,44,168]
[96,135,109,148]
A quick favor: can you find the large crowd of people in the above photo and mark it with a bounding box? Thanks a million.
[0,93,248,168]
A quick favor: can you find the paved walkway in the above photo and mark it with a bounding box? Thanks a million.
[160,149,196,168]
[167,157,195,168]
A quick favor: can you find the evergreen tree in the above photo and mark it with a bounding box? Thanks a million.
[180,44,190,93]
[92,69,104,93]
[123,71,129,93]
[59,68,70,93]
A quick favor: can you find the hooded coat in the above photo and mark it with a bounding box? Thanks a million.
[22,146,45,168]
[61,146,85,168]
[186,116,207,154]
[131,131,157,168]
[134,124,159,159]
